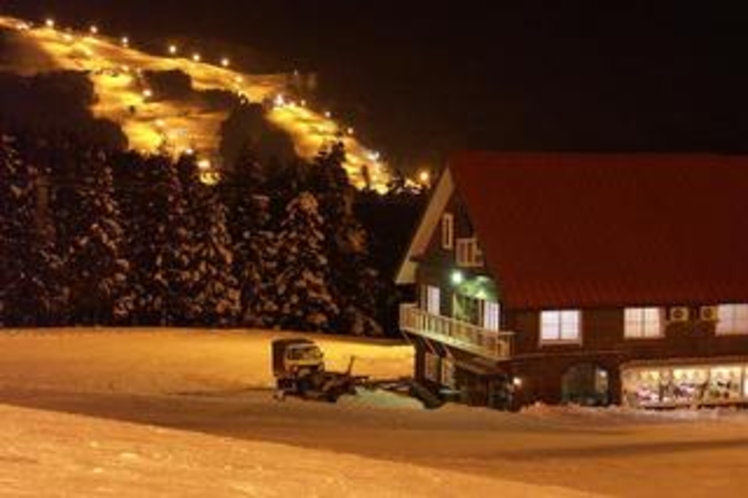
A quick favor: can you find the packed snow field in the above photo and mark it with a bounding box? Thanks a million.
[1,330,748,497]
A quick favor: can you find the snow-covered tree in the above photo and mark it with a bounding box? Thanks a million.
[309,144,383,336]
[113,154,192,325]
[178,157,240,326]
[221,151,280,327]
[0,134,65,326]
[53,148,133,324]
[273,192,339,332]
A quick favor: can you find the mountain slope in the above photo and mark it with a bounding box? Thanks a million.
[0,15,391,191]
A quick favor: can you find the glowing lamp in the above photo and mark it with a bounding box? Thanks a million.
[89,25,99,35]
[121,36,129,47]
[168,44,178,55]
[192,53,201,62]
[418,170,431,185]
[221,57,230,67]
[142,89,153,99]
[45,19,55,29]
[513,377,523,388]
[451,270,464,286]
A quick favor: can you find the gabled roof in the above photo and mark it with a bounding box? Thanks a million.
[395,168,454,285]
[405,152,748,309]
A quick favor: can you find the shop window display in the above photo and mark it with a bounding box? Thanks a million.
[622,364,748,407]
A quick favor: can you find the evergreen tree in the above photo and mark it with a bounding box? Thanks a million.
[222,151,278,327]
[53,148,133,324]
[113,153,192,325]
[310,144,384,336]
[238,200,279,327]
[0,134,65,326]
[274,191,339,332]
[179,157,240,326]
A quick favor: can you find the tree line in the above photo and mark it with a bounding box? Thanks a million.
[0,130,423,335]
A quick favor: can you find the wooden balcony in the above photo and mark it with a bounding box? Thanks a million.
[399,303,513,361]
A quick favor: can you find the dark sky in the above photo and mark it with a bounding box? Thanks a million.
[4,1,747,171]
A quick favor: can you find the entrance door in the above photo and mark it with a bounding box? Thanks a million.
[561,363,610,406]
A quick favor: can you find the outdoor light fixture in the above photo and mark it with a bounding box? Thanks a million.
[121,37,129,47]
[451,270,464,286]
[168,44,178,55]
[419,170,431,185]
[142,89,153,99]
[192,53,201,62]
[89,25,99,35]
[513,377,523,388]
[221,57,230,67]
[45,19,55,29]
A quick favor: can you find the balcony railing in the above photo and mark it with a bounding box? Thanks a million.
[399,303,513,360]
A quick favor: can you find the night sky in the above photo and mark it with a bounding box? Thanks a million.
[3,1,747,171]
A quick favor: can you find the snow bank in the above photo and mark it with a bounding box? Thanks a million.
[0,403,596,497]
[521,401,748,425]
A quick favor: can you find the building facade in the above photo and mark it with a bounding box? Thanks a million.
[396,153,748,410]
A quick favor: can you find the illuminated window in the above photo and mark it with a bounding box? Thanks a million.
[624,307,663,339]
[425,286,441,315]
[441,213,454,250]
[540,310,581,344]
[716,304,748,335]
[483,301,501,331]
[456,238,484,267]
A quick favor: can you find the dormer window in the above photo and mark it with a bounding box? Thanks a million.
[441,213,454,250]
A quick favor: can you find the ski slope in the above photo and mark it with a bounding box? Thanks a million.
[0,15,391,191]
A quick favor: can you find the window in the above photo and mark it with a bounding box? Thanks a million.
[482,301,501,331]
[456,238,484,267]
[453,293,479,324]
[623,364,748,408]
[441,213,454,250]
[425,286,441,315]
[624,307,663,339]
[540,310,581,344]
[716,304,748,335]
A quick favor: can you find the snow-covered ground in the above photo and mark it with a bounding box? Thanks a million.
[0,403,593,497]
[0,328,412,395]
[2,329,748,497]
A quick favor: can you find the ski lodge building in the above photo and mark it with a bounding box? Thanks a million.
[396,153,748,410]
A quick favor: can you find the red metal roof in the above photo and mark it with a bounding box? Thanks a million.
[450,152,748,309]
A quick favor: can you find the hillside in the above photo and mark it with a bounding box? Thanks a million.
[0,15,391,191]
